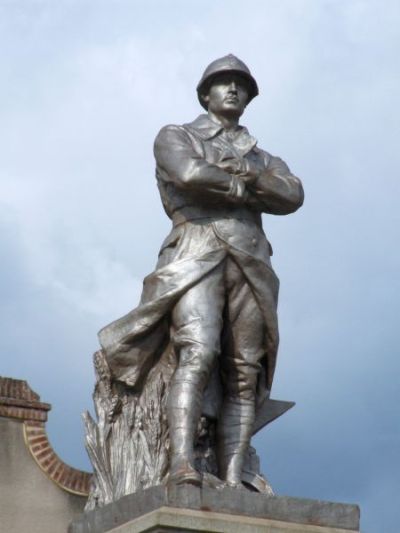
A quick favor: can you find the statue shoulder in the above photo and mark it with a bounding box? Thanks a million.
[255,147,291,174]
[154,124,192,156]
[155,123,188,142]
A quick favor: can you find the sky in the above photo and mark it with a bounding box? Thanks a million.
[0,1,399,531]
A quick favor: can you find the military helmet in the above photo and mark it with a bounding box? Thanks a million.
[197,54,259,110]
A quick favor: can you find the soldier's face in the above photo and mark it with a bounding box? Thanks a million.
[204,74,249,118]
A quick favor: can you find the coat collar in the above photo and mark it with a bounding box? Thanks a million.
[184,114,258,156]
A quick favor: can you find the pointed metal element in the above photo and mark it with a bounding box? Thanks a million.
[253,398,295,435]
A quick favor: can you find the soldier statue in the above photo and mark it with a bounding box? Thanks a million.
[97,54,304,490]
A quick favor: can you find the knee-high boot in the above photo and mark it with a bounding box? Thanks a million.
[217,397,255,486]
[167,375,203,485]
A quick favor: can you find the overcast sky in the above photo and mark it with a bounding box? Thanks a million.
[1,1,399,531]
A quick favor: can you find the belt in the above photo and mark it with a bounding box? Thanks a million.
[172,205,262,227]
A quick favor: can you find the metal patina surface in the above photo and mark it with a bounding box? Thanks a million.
[84,54,304,509]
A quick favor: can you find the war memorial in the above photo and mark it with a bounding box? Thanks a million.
[0,55,360,533]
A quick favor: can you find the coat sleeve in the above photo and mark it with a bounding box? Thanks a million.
[245,152,304,215]
[154,125,246,203]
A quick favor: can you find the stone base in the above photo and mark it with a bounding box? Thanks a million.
[69,485,360,533]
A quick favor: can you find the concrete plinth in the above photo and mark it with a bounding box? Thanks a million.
[69,485,360,533]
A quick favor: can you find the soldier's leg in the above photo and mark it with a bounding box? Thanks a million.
[168,264,225,485]
[218,258,265,487]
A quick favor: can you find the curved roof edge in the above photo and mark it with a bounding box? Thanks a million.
[0,376,91,496]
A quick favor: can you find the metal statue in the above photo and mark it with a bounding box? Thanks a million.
[84,54,304,508]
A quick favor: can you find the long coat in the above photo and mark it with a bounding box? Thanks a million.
[98,114,304,410]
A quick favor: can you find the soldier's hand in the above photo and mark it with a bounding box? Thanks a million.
[240,158,264,182]
[218,157,260,191]
[228,175,248,204]
[217,157,244,175]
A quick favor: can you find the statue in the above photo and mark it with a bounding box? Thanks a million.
[84,54,304,509]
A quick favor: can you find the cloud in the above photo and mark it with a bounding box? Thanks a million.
[0,2,399,531]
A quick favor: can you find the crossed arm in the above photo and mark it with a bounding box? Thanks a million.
[154,125,304,215]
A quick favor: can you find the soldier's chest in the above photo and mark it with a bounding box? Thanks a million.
[202,136,260,165]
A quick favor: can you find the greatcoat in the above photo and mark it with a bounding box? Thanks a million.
[98,114,304,413]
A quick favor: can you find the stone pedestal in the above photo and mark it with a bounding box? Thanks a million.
[69,485,360,533]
